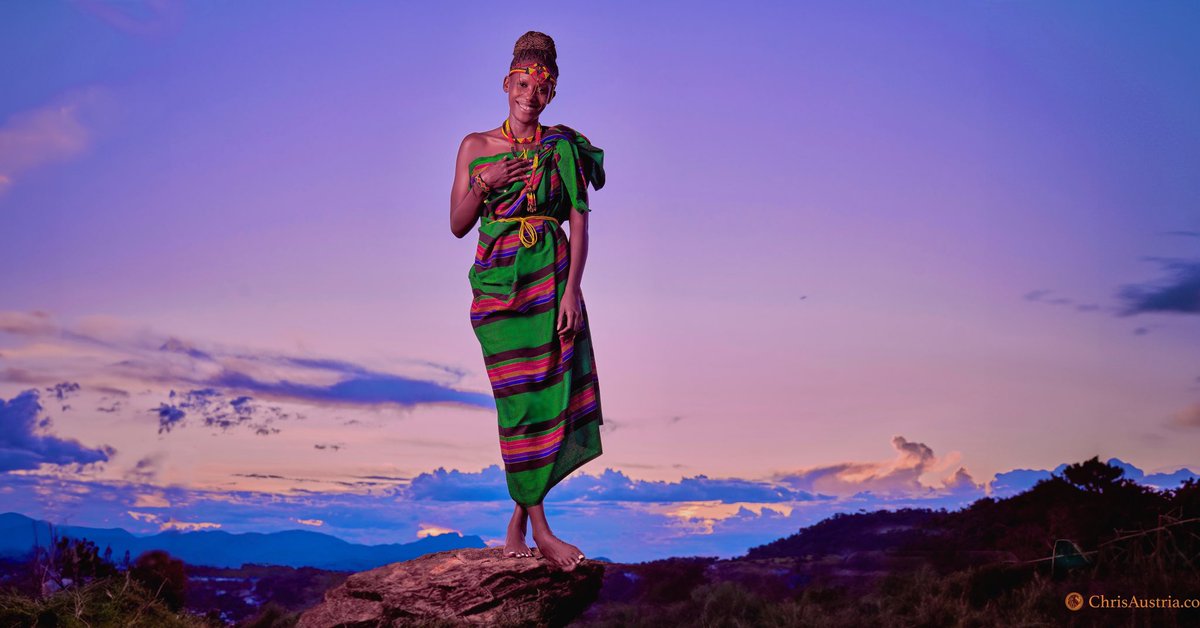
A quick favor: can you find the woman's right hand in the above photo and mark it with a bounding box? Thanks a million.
[480,156,534,188]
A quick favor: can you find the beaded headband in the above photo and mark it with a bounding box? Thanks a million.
[508,62,557,89]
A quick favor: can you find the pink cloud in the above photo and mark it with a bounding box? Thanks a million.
[0,86,118,197]
[771,436,982,498]
[1170,402,1200,428]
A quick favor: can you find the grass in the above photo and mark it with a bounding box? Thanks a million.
[0,571,217,628]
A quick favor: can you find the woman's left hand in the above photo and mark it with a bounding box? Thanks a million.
[557,287,583,338]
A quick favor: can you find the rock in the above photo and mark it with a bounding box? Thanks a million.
[297,546,605,628]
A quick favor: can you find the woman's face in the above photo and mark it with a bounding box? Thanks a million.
[504,70,555,124]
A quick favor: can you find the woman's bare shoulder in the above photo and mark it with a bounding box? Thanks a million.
[459,129,504,162]
[459,130,486,153]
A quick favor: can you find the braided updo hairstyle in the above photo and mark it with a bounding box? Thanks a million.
[511,31,558,79]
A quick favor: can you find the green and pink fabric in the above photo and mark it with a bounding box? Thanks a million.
[467,123,606,506]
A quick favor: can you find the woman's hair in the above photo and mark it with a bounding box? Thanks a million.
[511,31,558,79]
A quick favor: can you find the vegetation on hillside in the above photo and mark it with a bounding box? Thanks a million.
[575,457,1200,627]
[0,523,302,627]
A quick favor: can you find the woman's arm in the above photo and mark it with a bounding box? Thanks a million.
[564,208,588,294]
[557,208,589,337]
[450,134,532,239]
[450,134,486,239]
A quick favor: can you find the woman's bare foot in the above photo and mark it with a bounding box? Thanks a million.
[532,530,585,570]
[504,526,532,558]
[503,504,532,558]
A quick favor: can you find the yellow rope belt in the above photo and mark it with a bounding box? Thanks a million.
[493,215,560,248]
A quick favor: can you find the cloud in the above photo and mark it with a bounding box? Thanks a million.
[97,399,124,413]
[133,492,170,508]
[1169,402,1200,429]
[1134,466,1200,491]
[989,458,1200,498]
[153,403,186,433]
[0,457,955,562]
[395,464,815,504]
[0,389,115,472]
[552,468,813,503]
[1023,289,1109,314]
[0,311,59,336]
[71,0,184,38]
[208,368,494,409]
[1116,258,1200,316]
[989,464,1068,498]
[596,414,682,435]
[46,382,81,404]
[772,436,983,498]
[0,440,1190,562]
[1026,243,1200,319]
[0,310,495,419]
[153,388,293,436]
[416,523,460,539]
[160,519,222,532]
[400,466,511,502]
[393,439,986,505]
[0,87,118,198]
[125,453,165,484]
[943,466,979,492]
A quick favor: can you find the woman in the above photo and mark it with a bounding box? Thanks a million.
[449,31,606,571]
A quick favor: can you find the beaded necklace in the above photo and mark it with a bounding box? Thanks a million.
[502,117,542,147]
[502,118,544,213]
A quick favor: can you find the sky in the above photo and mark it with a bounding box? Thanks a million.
[1,0,1198,564]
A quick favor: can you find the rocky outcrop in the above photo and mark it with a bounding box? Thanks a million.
[297,547,605,628]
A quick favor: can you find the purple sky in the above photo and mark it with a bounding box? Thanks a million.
[1,1,1198,563]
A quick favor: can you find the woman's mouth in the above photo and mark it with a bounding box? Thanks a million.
[519,104,536,114]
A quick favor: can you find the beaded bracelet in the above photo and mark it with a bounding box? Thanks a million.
[472,172,492,196]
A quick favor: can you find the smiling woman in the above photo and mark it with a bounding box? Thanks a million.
[448,31,606,573]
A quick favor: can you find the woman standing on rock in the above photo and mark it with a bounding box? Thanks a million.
[449,31,606,571]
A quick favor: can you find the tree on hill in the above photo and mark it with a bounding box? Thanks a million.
[130,549,189,612]
[1168,476,1200,517]
[53,535,120,585]
[1060,456,1128,494]
[942,458,1165,559]
[27,524,122,595]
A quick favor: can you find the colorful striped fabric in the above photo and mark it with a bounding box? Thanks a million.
[467,124,606,507]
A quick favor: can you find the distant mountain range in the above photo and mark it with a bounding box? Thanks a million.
[0,512,485,571]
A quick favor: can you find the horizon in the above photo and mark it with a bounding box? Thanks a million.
[1,1,1198,565]
[0,453,1192,567]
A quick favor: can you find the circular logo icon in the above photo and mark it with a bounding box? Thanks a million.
[1065,592,1084,611]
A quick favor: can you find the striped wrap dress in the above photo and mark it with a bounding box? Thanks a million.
[467,123,606,507]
